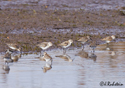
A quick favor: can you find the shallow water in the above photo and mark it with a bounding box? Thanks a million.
[0,42,125,88]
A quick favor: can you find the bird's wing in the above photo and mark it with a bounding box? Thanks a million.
[78,37,87,41]
[101,36,111,41]
[6,43,19,48]
[37,42,48,47]
[58,41,69,46]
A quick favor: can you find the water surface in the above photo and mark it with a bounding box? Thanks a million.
[0,42,125,88]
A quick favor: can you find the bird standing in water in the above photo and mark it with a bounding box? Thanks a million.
[4,50,13,64]
[78,36,91,50]
[101,35,115,47]
[37,42,53,56]
[58,39,73,54]
[6,43,21,52]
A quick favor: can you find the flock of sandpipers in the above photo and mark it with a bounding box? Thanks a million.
[2,35,115,73]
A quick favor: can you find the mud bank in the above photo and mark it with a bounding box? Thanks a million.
[0,1,125,53]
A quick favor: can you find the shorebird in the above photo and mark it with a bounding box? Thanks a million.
[77,36,91,50]
[58,39,73,54]
[37,42,53,56]
[41,52,52,63]
[3,51,13,64]
[89,41,98,53]
[101,35,115,46]
[6,43,21,52]
[5,49,12,54]
[56,54,73,62]
[11,54,21,62]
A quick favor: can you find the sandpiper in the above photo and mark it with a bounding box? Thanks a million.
[78,36,91,50]
[3,51,13,64]
[11,54,21,62]
[37,42,53,56]
[89,41,98,53]
[58,39,73,54]
[101,35,115,46]
[42,52,52,63]
[5,49,12,54]
[6,43,21,52]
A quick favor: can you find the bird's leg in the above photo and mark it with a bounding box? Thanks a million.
[40,50,43,56]
[92,47,95,54]
[106,43,110,50]
[63,48,64,54]
[20,47,22,55]
[82,44,84,51]
[65,48,67,54]
[5,62,8,65]
[42,50,45,56]
[107,43,109,47]
[63,48,66,55]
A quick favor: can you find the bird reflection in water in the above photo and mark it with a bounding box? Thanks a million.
[56,53,73,62]
[2,64,10,74]
[89,52,97,62]
[75,50,88,59]
[42,62,52,73]
[108,51,117,59]
[37,52,53,73]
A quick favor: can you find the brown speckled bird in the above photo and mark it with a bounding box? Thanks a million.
[58,39,73,54]
[78,36,91,50]
[6,43,21,52]
[37,42,53,56]
[42,52,52,62]
[3,51,13,64]
[101,35,115,43]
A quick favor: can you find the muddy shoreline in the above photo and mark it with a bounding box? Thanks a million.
[0,3,125,53]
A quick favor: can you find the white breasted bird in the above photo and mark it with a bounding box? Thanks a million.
[37,42,53,56]
[58,39,73,54]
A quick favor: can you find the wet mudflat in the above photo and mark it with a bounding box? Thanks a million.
[0,42,125,88]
